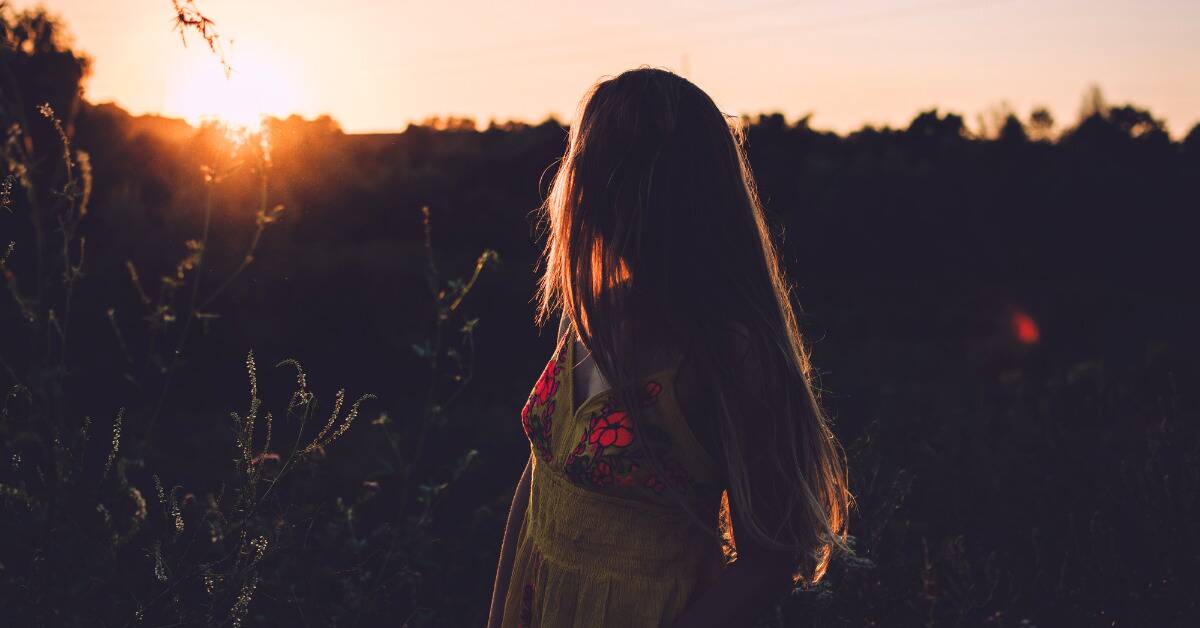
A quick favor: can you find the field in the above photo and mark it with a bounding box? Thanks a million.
[1,6,1198,627]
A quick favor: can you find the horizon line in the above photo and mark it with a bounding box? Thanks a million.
[86,98,1199,142]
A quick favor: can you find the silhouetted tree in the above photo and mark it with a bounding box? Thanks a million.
[906,108,966,140]
[0,6,91,322]
[755,112,788,132]
[0,6,90,128]
[1183,122,1200,161]
[1062,101,1171,148]
[1107,104,1171,144]
[903,108,966,162]
[976,101,1017,140]
[1078,83,1108,120]
[1028,106,1055,141]
[998,113,1028,143]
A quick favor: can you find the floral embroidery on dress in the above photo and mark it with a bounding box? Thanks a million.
[563,381,698,495]
[521,353,562,462]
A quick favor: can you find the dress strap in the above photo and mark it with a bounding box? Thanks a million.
[555,312,572,360]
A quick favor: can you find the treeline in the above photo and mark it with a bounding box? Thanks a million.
[72,91,1200,300]
[41,91,1196,403]
[3,5,1198,625]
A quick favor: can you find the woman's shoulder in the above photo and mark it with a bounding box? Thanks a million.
[671,320,773,466]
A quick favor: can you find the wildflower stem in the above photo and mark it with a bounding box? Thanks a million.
[145,171,214,439]
[0,62,47,305]
[364,207,448,616]
[197,156,270,311]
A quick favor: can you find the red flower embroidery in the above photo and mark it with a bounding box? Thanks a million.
[521,356,562,462]
[562,378,701,497]
[588,410,633,449]
[532,359,559,405]
[644,474,667,494]
[590,460,614,486]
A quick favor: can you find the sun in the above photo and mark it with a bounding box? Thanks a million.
[166,49,305,130]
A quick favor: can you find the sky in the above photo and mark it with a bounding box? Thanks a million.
[19,0,1200,138]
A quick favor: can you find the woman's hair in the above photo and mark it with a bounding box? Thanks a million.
[533,67,850,584]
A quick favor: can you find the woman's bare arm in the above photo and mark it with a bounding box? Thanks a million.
[487,453,533,628]
[669,505,796,628]
[671,322,798,627]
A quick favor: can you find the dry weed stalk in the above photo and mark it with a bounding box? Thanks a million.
[101,407,124,481]
[170,0,231,77]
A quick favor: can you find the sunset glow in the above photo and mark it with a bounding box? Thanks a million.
[164,50,305,129]
[24,0,1200,138]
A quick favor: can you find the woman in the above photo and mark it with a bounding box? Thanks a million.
[487,67,850,628]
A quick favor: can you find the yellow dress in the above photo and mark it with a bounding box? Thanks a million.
[501,326,728,628]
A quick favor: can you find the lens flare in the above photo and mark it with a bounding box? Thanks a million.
[1012,311,1040,345]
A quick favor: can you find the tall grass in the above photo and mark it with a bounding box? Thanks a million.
[0,23,501,620]
[5,4,1197,626]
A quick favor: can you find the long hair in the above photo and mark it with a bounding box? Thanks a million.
[532,67,850,584]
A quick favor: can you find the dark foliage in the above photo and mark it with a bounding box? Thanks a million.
[1,5,1197,627]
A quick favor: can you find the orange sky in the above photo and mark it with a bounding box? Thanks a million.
[22,0,1200,138]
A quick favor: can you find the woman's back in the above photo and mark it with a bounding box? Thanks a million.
[500,321,726,627]
[490,66,849,628]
